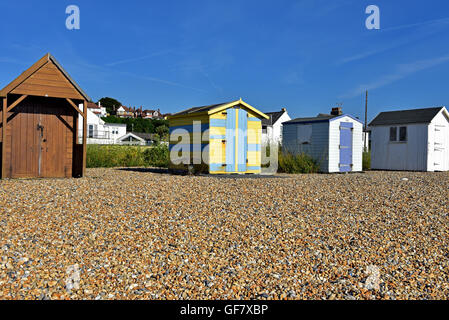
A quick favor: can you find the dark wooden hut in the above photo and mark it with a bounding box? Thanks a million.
[0,53,90,179]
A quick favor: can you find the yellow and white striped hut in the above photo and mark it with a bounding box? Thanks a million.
[168,99,269,174]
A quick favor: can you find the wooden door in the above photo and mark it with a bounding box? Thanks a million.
[39,102,73,178]
[10,103,41,178]
[9,97,74,178]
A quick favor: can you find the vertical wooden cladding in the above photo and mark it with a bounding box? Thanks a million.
[4,96,78,178]
[0,53,90,179]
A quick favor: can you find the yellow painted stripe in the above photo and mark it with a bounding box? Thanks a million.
[210,112,227,120]
[170,132,209,143]
[169,116,209,127]
[209,140,226,163]
[248,151,261,166]
[248,132,261,144]
[209,126,226,136]
[247,121,261,129]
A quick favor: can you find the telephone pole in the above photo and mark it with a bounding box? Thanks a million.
[364,90,368,151]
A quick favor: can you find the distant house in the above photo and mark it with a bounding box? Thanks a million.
[283,108,363,173]
[79,108,127,145]
[116,106,134,118]
[87,102,107,118]
[116,133,147,146]
[142,109,162,119]
[262,108,291,145]
[130,132,158,145]
[369,107,449,172]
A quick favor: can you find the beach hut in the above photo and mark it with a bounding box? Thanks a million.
[282,108,363,173]
[369,107,449,172]
[0,53,90,179]
[168,99,269,174]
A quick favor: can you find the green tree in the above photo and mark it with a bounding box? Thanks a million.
[155,125,169,141]
[98,97,122,114]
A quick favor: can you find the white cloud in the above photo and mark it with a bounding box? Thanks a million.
[340,54,449,98]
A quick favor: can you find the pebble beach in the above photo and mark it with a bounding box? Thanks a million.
[0,168,448,300]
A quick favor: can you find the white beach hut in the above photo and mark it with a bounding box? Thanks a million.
[369,106,449,172]
[282,108,363,173]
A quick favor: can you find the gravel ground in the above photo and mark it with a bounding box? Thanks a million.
[0,168,448,300]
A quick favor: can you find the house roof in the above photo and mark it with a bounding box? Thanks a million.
[172,102,232,116]
[369,107,445,126]
[87,102,101,109]
[262,110,287,126]
[285,113,363,125]
[285,114,337,124]
[117,133,146,142]
[0,53,91,101]
[119,106,134,112]
[131,132,157,140]
[169,99,269,120]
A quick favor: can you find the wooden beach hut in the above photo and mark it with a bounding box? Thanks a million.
[369,106,449,172]
[282,108,363,173]
[168,99,269,174]
[0,53,90,179]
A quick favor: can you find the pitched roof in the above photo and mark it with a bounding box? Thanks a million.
[131,132,157,140]
[172,102,232,116]
[369,107,444,126]
[262,110,287,126]
[0,53,91,101]
[169,99,269,120]
[285,114,337,124]
[87,102,100,109]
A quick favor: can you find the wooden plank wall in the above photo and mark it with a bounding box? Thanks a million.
[2,96,77,178]
[0,98,3,178]
[10,62,83,100]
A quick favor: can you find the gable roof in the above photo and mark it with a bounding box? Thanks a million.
[117,133,146,142]
[169,99,269,120]
[87,102,101,109]
[369,107,445,126]
[131,132,158,141]
[285,114,337,124]
[285,113,362,125]
[0,53,91,101]
[262,110,287,126]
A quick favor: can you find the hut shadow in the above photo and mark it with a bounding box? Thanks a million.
[117,168,170,174]
[115,167,288,178]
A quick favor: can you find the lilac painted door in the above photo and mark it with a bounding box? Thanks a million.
[339,122,353,172]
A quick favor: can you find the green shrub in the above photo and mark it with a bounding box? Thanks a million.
[86,145,147,168]
[363,151,371,171]
[86,145,169,168]
[278,151,320,174]
[143,144,169,168]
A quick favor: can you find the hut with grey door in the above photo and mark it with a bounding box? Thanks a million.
[369,107,449,172]
[282,108,363,173]
[0,53,90,179]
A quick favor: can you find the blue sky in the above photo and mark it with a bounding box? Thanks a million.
[1,0,449,121]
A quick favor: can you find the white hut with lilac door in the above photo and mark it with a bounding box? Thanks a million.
[282,108,363,173]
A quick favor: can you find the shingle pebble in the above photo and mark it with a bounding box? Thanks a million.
[0,168,448,300]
